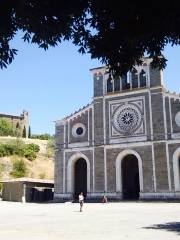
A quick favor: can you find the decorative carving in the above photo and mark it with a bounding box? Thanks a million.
[112,104,142,135]
[109,97,146,138]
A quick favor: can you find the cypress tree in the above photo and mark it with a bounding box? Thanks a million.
[28,126,31,138]
[22,126,26,138]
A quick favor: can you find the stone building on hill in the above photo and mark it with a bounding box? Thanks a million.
[54,58,180,201]
[0,110,29,138]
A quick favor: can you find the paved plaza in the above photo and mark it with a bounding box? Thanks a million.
[0,201,180,240]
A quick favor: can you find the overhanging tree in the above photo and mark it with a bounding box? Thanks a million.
[0,1,180,74]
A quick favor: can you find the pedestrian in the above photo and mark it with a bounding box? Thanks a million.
[102,193,107,203]
[79,192,84,212]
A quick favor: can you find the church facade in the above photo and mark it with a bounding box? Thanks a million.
[54,58,180,201]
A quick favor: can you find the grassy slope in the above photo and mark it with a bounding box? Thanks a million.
[0,137,54,180]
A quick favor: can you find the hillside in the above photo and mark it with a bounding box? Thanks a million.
[0,137,54,180]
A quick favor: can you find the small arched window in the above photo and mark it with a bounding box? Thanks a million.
[114,76,120,92]
[107,75,113,92]
[121,73,129,90]
[131,68,138,88]
[139,69,146,87]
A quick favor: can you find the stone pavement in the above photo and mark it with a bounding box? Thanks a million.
[0,201,180,240]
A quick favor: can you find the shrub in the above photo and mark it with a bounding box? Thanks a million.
[10,159,27,178]
[0,119,14,136]
[23,148,36,161]
[26,143,40,153]
[0,144,6,157]
[0,140,39,161]
[31,133,52,140]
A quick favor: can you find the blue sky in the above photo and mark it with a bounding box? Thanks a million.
[0,33,179,135]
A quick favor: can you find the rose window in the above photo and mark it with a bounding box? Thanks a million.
[112,104,142,135]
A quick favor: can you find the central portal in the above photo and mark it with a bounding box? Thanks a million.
[74,158,87,200]
[122,154,140,200]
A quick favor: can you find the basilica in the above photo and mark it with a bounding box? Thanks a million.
[54,58,180,201]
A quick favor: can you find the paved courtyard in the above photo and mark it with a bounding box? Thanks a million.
[0,201,180,240]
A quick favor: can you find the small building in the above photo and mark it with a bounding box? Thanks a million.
[1,178,54,202]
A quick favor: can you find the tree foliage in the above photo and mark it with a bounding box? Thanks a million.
[31,133,52,140]
[22,126,26,138]
[0,140,39,161]
[0,119,13,136]
[0,1,180,74]
[28,126,31,138]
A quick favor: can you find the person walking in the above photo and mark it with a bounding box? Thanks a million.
[79,192,84,212]
[102,193,108,203]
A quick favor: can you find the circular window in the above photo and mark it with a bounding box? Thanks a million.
[112,104,142,135]
[76,127,84,135]
[72,123,86,137]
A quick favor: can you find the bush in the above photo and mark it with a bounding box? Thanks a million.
[0,140,39,161]
[31,133,52,140]
[23,149,36,161]
[26,143,40,153]
[10,159,27,178]
[0,119,14,136]
[0,144,6,157]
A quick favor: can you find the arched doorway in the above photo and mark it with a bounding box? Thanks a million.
[74,158,87,199]
[173,148,180,191]
[122,154,140,200]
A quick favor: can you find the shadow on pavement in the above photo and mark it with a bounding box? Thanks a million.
[144,222,180,234]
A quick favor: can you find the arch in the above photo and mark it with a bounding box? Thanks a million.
[67,152,90,194]
[131,68,138,89]
[107,75,113,92]
[173,147,180,191]
[139,69,147,87]
[116,149,143,193]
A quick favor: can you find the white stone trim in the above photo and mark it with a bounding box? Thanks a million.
[92,104,94,145]
[105,141,152,149]
[88,109,90,143]
[64,123,66,148]
[104,147,107,191]
[103,97,106,144]
[169,97,173,134]
[54,193,72,198]
[68,142,89,148]
[166,142,172,191]
[172,133,180,139]
[163,95,167,139]
[151,143,157,192]
[109,136,147,144]
[64,147,93,152]
[167,139,180,144]
[93,147,95,191]
[116,149,143,193]
[148,90,153,140]
[173,147,180,191]
[87,192,122,198]
[67,152,90,193]
[140,192,180,199]
[68,120,70,144]
[65,105,92,122]
[105,89,149,99]
[63,150,66,193]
